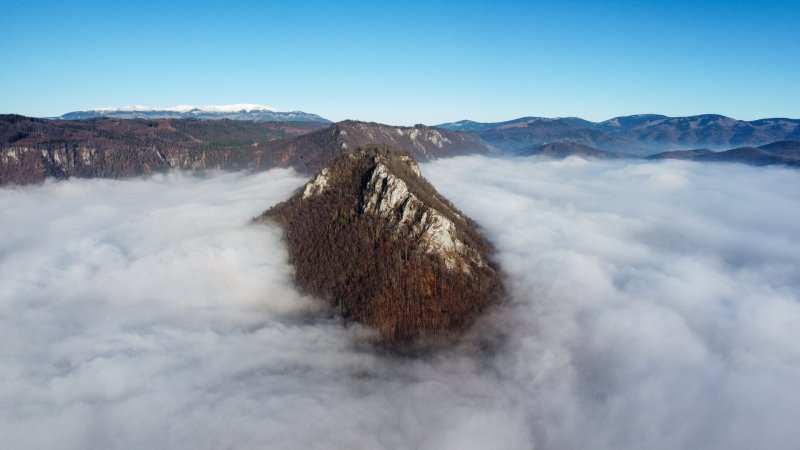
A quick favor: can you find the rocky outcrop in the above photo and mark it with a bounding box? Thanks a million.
[259,145,503,348]
[359,156,485,273]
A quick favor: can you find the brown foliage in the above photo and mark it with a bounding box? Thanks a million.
[259,146,503,349]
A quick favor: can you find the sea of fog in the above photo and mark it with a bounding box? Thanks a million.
[1,157,799,449]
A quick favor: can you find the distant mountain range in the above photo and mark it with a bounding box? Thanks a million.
[52,109,800,156]
[510,139,800,167]
[3,111,800,185]
[510,136,800,167]
[59,104,331,123]
[0,115,492,184]
[649,141,800,167]
[438,114,800,156]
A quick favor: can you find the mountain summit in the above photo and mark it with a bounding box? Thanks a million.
[259,145,503,348]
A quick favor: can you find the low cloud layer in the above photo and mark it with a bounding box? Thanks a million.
[1,158,799,449]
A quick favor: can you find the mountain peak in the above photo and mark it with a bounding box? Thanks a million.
[259,145,503,347]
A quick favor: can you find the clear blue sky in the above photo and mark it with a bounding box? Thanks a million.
[1,0,798,125]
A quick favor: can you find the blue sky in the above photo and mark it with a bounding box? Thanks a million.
[1,0,798,124]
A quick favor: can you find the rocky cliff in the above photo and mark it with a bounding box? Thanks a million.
[258,145,503,348]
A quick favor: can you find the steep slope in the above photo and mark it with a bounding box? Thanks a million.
[60,104,330,123]
[0,117,492,184]
[258,145,503,347]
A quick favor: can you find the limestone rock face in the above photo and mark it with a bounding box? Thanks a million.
[259,145,503,347]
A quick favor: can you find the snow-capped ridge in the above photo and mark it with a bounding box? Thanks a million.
[59,104,331,123]
[91,103,283,113]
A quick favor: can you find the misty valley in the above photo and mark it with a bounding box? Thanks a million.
[1,153,799,449]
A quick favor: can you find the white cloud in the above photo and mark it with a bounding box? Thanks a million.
[1,157,799,449]
[424,156,800,450]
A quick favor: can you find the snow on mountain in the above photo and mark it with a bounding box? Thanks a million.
[59,104,330,123]
[91,104,284,113]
